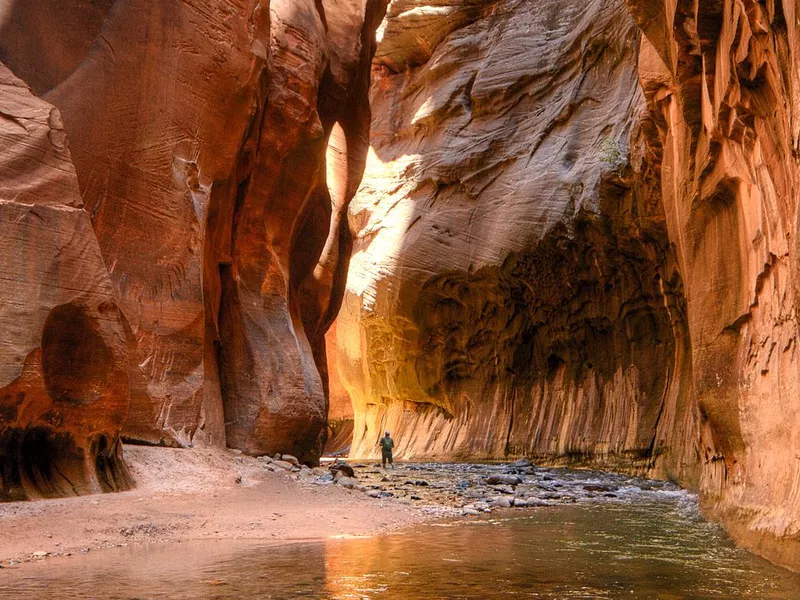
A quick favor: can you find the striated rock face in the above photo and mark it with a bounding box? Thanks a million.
[333,0,800,571]
[0,63,131,500]
[217,0,387,459]
[0,0,387,488]
[335,0,697,480]
[628,0,800,571]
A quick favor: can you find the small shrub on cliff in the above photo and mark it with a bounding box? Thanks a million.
[599,136,628,174]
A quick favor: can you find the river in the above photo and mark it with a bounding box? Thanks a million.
[3,465,800,599]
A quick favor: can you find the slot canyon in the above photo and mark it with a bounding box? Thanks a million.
[2,0,800,576]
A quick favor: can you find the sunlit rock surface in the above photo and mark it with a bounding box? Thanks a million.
[335,0,697,480]
[0,63,131,500]
[0,0,387,475]
[333,0,800,571]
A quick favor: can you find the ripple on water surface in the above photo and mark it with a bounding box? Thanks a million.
[3,468,800,599]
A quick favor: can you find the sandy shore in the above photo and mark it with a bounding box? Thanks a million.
[0,445,426,565]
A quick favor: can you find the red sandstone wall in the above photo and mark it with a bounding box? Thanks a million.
[0,62,131,500]
[628,0,800,572]
[0,0,387,498]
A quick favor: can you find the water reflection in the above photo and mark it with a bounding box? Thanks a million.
[4,491,800,598]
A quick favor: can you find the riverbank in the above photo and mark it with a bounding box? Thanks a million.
[0,446,427,566]
[6,457,797,599]
[1,446,695,567]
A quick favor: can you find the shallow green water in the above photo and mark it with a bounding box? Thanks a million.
[3,478,800,598]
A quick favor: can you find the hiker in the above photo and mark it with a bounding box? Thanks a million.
[380,431,395,468]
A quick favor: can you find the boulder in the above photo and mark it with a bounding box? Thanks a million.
[486,475,522,486]
[330,464,356,478]
[281,455,300,467]
[491,497,513,509]
[335,476,357,489]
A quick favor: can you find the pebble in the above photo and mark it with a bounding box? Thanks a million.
[583,484,617,493]
[486,474,523,486]
[273,460,294,471]
[331,464,356,478]
[297,468,314,482]
[510,459,533,468]
[336,476,357,489]
[491,496,513,508]
[282,454,300,467]
[32,551,48,559]
[292,461,681,519]
[525,498,551,507]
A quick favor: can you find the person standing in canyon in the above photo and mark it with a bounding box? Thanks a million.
[380,431,395,469]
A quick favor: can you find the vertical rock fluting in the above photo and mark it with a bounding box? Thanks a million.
[334,0,698,480]
[0,0,387,493]
[0,63,132,500]
[628,0,800,570]
[324,323,357,454]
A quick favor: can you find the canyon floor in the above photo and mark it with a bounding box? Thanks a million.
[0,446,688,569]
[0,446,427,566]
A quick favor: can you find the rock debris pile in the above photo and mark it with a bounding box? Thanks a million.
[272,458,683,519]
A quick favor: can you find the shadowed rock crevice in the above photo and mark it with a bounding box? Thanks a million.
[0,428,131,502]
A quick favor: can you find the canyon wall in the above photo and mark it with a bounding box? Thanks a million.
[325,324,357,454]
[0,63,131,500]
[629,0,800,571]
[4,0,800,571]
[332,0,800,571]
[334,0,698,482]
[0,0,386,498]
